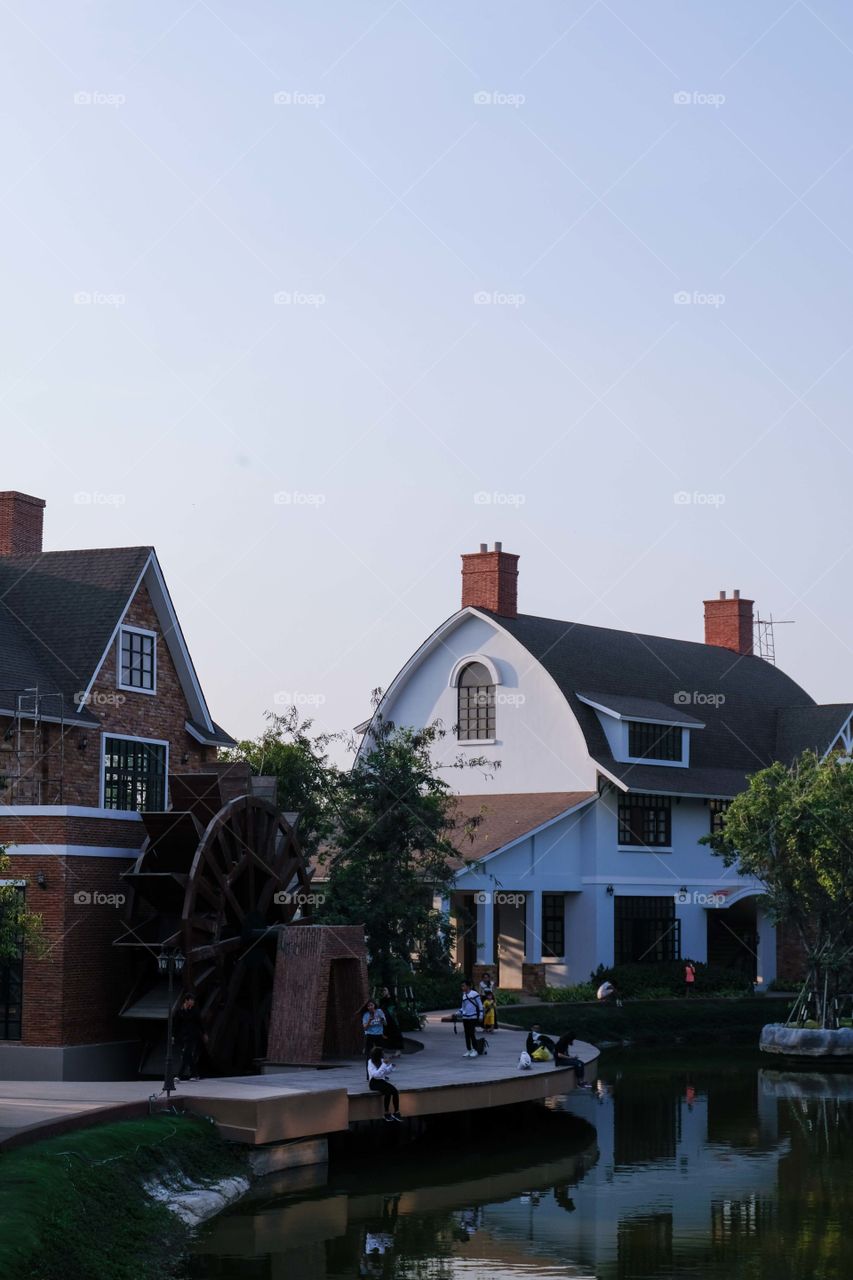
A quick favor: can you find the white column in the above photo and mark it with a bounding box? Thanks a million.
[756,899,776,989]
[525,888,543,963]
[476,894,495,966]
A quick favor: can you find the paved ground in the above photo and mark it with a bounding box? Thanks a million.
[0,1016,598,1148]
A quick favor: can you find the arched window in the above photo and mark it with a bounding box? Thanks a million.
[457,661,495,741]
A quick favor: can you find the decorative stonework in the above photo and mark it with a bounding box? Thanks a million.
[760,1022,853,1058]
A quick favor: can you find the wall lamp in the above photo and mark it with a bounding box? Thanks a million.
[77,733,88,752]
[36,870,48,890]
[605,884,614,896]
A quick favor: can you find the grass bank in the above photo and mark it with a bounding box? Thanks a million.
[504,996,792,1045]
[0,1113,246,1280]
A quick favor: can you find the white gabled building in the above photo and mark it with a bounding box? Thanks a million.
[361,544,853,992]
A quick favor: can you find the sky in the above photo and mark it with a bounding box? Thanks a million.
[2,1,853,752]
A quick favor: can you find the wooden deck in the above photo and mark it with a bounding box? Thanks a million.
[0,1018,598,1148]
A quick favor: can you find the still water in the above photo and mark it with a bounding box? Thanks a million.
[190,1049,853,1280]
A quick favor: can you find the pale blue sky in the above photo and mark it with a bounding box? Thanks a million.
[2,1,853,745]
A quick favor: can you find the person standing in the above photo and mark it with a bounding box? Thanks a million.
[684,961,696,997]
[367,1046,402,1121]
[479,972,499,1030]
[458,981,484,1057]
[361,1000,387,1075]
[173,993,206,1081]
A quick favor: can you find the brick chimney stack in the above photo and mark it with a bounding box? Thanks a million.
[461,542,519,618]
[703,589,754,656]
[0,492,46,557]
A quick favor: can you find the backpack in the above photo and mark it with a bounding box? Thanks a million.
[474,1035,488,1056]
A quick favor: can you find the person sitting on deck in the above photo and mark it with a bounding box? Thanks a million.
[367,1046,403,1122]
[525,1024,557,1060]
[553,1032,589,1086]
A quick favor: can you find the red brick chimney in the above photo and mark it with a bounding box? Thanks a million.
[703,589,754,656]
[0,492,45,556]
[461,542,519,618]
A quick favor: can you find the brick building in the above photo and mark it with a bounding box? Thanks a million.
[0,491,234,1079]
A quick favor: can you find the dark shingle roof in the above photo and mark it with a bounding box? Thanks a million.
[447,791,596,867]
[0,548,151,713]
[488,612,822,794]
[775,704,853,763]
[578,691,705,726]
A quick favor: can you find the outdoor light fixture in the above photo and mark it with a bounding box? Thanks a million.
[181,752,190,764]
[679,886,688,896]
[77,733,88,752]
[36,870,47,890]
[159,948,187,1098]
[606,884,614,896]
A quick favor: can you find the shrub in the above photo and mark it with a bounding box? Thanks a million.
[539,982,597,1003]
[509,996,792,1045]
[589,960,752,998]
[408,969,464,1011]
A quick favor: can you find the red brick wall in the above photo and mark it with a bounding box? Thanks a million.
[0,491,45,556]
[6,852,133,1047]
[703,592,754,655]
[461,546,519,618]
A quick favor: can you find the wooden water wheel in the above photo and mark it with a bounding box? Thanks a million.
[115,768,314,1075]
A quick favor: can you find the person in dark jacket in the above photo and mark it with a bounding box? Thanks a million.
[525,1024,557,1058]
[554,1032,588,1084]
[173,994,206,1081]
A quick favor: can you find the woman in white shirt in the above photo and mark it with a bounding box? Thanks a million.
[367,1046,402,1122]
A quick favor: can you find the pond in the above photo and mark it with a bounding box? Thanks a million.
[189,1048,853,1280]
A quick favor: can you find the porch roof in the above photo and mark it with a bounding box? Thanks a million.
[448,791,596,867]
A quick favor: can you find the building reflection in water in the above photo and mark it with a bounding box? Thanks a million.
[192,1053,853,1280]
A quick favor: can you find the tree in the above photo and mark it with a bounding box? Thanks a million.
[223,707,344,857]
[321,701,489,988]
[0,847,45,963]
[703,750,853,1027]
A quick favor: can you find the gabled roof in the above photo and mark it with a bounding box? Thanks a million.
[483,611,821,797]
[775,704,853,763]
[447,791,596,867]
[0,547,234,742]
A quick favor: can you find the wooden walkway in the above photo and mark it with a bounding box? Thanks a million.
[0,1017,598,1148]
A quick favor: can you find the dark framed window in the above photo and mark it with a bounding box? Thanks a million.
[628,721,683,761]
[103,737,167,812]
[0,887,24,1041]
[709,799,730,835]
[457,662,495,741]
[119,628,156,692]
[615,895,681,964]
[618,794,672,847]
[542,894,565,958]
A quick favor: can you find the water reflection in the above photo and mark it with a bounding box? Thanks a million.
[191,1050,853,1280]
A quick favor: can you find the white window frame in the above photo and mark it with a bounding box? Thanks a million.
[117,624,158,696]
[99,732,169,811]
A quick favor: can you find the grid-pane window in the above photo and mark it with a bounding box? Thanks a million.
[457,662,495,741]
[120,629,156,691]
[103,737,166,812]
[618,794,672,847]
[0,887,24,1040]
[542,894,565,958]
[709,799,730,835]
[628,721,683,761]
[615,895,681,964]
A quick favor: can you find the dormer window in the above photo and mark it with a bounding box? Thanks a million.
[118,625,157,694]
[627,722,683,762]
[457,661,495,741]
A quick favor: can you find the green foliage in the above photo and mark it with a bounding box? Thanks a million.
[0,847,45,963]
[407,969,465,1011]
[590,960,753,998]
[222,707,344,856]
[320,702,487,988]
[0,1114,246,1280]
[703,749,853,1025]
[539,982,598,1003]
[508,997,793,1045]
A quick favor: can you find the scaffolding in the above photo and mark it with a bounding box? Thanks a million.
[0,688,66,805]
[754,615,795,665]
